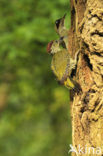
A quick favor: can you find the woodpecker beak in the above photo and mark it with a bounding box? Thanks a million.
[63,13,67,19]
[61,13,66,25]
[47,41,54,54]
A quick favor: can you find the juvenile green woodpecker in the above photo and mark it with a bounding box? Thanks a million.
[55,14,68,49]
[55,14,68,37]
[47,39,80,91]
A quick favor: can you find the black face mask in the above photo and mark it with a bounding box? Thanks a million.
[55,19,61,29]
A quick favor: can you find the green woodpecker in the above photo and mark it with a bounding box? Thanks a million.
[47,40,80,91]
[55,14,68,49]
[47,40,61,54]
[55,14,68,37]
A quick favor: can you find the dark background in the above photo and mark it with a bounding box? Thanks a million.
[0,0,71,156]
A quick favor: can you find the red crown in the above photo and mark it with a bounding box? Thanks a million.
[47,41,54,53]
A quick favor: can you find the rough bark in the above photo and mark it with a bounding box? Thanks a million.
[69,0,103,155]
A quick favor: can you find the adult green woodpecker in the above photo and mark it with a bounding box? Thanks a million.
[47,39,80,91]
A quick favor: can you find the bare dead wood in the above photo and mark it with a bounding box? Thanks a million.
[69,0,103,155]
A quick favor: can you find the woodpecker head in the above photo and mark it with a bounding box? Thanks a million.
[47,41,54,53]
[47,40,61,54]
[55,13,66,34]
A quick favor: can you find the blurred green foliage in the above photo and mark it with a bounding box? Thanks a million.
[0,0,71,156]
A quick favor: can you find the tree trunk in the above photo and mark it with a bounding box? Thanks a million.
[69,0,103,155]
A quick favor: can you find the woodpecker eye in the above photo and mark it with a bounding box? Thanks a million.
[55,19,60,29]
